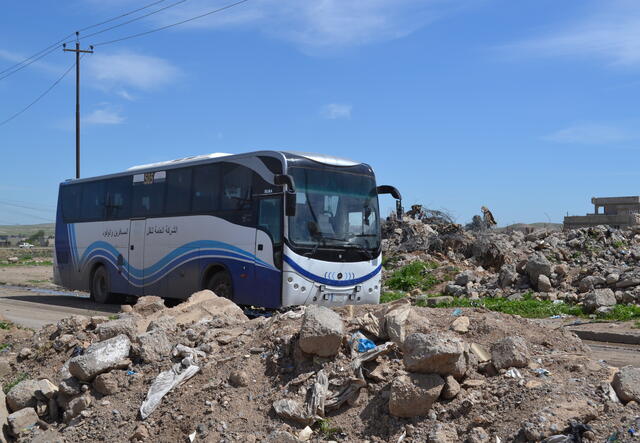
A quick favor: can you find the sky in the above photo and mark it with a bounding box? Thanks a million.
[1,0,640,226]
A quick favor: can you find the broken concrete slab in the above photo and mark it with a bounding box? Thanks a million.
[298,306,344,357]
[403,332,466,378]
[389,373,445,417]
[612,366,640,404]
[491,336,529,370]
[68,334,131,381]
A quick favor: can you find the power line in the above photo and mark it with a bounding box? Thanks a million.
[0,45,61,81]
[0,201,56,214]
[0,57,79,128]
[80,0,188,42]
[93,0,251,47]
[0,0,169,77]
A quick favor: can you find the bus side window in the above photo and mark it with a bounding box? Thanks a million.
[221,164,252,211]
[106,177,131,220]
[192,164,220,213]
[132,180,165,218]
[166,168,192,215]
[80,180,106,221]
[61,184,82,222]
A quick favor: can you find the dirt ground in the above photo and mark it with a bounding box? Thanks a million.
[0,265,56,289]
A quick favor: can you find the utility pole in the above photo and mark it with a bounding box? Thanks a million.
[63,33,93,179]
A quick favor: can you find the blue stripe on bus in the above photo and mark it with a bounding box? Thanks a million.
[76,239,276,279]
[283,255,381,287]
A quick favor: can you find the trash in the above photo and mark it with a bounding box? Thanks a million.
[606,432,619,442]
[71,346,84,357]
[139,344,203,419]
[552,300,564,305]
[629,427,638,437]
[533,368,551,377]
[569,421,592,442]
[357,338,376,353]
[549,314,567,319]
[397,430,407,443]
[452,308,463,317]
[188,431,196,442]
[542,436,572,443]
[126,370,137,376]
[505,368,523,379]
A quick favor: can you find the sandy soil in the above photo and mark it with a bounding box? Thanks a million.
[0,265,56,289]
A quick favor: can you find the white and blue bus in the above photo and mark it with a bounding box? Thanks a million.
[54,151,402,308]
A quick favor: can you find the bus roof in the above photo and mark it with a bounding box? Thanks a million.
[61,150,362,185]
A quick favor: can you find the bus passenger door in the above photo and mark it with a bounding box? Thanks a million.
[255,196,283,308]
[128,219,146,296]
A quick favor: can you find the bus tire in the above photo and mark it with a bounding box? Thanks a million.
[90,265,114,304]
[206,271,233,300]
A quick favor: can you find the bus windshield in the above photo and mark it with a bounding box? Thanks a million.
[287,166,380,252]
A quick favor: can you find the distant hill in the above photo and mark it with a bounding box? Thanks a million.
[497,222,563,232]
[0,223,55,237]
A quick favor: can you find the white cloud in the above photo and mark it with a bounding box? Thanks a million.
[542,124,634,145]
[321,103,352,119]
[84,106,125,125]
[86,51,180,91]
[87,0,472,53]
[506,1,640,67]
[0,49,62,76]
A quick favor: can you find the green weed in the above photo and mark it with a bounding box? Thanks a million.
[315,419,342,440]
[3,372,29,393]
[380,291,407,303]
[386,261,440,292]
[0,321,11,330]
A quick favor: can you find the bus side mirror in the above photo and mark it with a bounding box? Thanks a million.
[377,185,403,218]
[274,174,297,217]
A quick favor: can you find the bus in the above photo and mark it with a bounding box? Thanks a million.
[54,151,402,308]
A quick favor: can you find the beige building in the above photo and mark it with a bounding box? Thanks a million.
[564,196,640,230]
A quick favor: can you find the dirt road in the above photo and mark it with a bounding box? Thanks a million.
[0,285,118,329]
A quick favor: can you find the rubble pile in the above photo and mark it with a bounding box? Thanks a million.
[0,292,638,441]
[383,215,640,310]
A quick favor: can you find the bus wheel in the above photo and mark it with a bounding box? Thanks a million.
[207,271,233,300]
[91,266,113,304]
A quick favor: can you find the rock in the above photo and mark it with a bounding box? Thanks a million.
[134,329,172,363]
[18,348,32,360]
[498,264,517,288]
[63,395,91,423]
[450,316,469,333]
[554,264,568,277]
[266,430,301,443]
[537,275,552,292]
[441,375,460,400]
[384,303,412,345]
[467,427,490,443]
[0,390,9,441]
[420,295,454,307]
[229,370,249,387]
[606,273,620,285]
[444,284,466,297]
[6,257,18,264]
[272,399,311,425]
[298,426,313,441]
[132,296,165,316]
[427,423,458,443]
[68,334,131,381]
[6,379,41,412]
[455,270,476,286]
[131,423,150,442]
[95,316,138,341]
[612,366,640,403]
[389,373,445,417]
[616,277,640,289]
[93,372,120,396]
[583,288,616,314]
[525,253,552,287]
[7,408,38,436]
[146,315,178,332]
[470,343,491,362]
[59,378,81,396]
[491,336,529,370]
[298,306,344,357]
[36,379,58,399]
[403,332,467,378]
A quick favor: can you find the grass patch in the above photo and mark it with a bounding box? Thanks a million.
[386,261,440,292]
[612,240,625,249]
[634,321,640,329]
[0,344,9,352]
[108,315,119,321]
[421,293,583,318]
[0,260,52,267]
[380,291,407,304]
[3,372,29,393]
[423,293,640,322]
[0,321,12,330]
[315,419,342,440]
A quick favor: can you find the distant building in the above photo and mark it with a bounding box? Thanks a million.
[564,196,640,230]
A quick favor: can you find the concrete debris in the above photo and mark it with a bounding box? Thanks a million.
[95,316,138,341]
[134,329,173,363]
[7,407,39,436]
[68,334,131,381]
[403,332,467,378]
[298,306,344,357]
[389,373,445,417]
[612,365,640,404]
[93,372,120,396]
[6,379,42,412]
[450,316,470,333]
[491,336,529,370]
[583,288,616,314]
